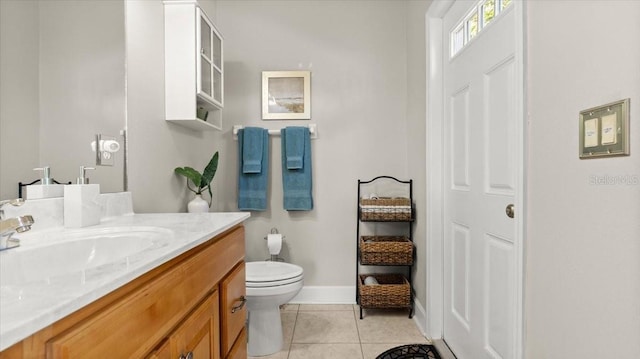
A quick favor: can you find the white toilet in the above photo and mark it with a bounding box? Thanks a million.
[245,260,304,356]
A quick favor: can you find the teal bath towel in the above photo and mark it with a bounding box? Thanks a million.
[284,127,305,169]
[238,128,269,211]
[281,127,313,211]
[242,127,264,173]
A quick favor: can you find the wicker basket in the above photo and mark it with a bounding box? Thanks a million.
[360,236,413,265]
[358,274,411,308]
[360,197,411,206]
[359,197,412,221]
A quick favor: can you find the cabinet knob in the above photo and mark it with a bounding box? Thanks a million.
[231,295,247,313]
[179,352,194,359]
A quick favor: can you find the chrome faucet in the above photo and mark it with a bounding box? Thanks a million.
[0,198,34,251]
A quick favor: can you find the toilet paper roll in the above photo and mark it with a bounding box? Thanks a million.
[267,233,283,255]
[364,276,379,285]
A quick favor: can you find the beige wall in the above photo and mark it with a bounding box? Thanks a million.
[3,0,431,301]
[215,0,428,292]
[0,0,40,200]
[406,0,432,314]
[125,0,226,213]
[0,0,125,198]
[38,1,125,193]
[526,1,640,357]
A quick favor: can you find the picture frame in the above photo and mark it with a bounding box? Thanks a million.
[579,98,630,159]
[262,71,311,120]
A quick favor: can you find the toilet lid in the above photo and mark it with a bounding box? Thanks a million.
[246,261,304,287]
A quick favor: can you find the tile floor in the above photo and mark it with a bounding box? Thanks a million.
[249,304,430,359]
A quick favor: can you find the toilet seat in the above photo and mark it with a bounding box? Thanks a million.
[246,261,304,288]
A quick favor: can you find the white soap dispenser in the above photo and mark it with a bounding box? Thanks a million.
[64,166,101,228]
[26,166,65,199]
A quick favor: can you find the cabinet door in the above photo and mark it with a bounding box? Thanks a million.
[146,340,170,359]
[225,329,247,359]
[171,290,220,359]
[196,8,214,103]
[220,263,246,357]
[211,26,223,105]
[195,7,223,108]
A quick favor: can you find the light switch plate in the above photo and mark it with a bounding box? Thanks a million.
[579,98,630,159]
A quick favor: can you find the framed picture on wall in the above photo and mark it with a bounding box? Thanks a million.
[262,71,311,120]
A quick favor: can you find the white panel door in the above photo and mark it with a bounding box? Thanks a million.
[443,2,518,359]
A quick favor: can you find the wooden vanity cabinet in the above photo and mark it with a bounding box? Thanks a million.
[0,225,246,359]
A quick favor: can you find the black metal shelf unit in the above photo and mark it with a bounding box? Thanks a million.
[356,176,414,319]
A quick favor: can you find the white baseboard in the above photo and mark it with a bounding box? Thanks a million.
[290,286,356,304]
[412,297,429,338]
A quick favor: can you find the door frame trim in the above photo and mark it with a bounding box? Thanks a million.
[425,1,526,358]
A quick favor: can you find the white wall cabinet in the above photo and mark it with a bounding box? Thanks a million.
[164,0,223,131]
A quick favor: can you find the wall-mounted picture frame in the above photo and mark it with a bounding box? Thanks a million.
[579,98,630,159]
[262,71,311,120]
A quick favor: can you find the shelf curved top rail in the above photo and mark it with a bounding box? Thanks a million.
[358,175,412,185]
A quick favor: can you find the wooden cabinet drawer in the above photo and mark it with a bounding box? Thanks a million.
[46,227,244,359]
[220,262,246,357]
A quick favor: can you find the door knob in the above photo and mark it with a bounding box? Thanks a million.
[505,204,515,218]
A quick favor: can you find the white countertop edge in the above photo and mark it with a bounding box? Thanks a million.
[0,212,250,351]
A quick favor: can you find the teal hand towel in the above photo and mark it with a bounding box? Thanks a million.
[238,128,269,211]
[284,126,305,169]
[242,127,264,173]
[281,127,313,211]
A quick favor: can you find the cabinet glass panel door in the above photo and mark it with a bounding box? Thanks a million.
[211,28,222,104]
[197,10,214,101]
[213,70,222,103]
[201,60,212,96]
[200,17,211,60]
[196,7,223,108]
[212,33,222,69]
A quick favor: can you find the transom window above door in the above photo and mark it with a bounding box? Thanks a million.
[450,0,512,58]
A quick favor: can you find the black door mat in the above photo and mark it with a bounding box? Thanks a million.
[376,344,442,359]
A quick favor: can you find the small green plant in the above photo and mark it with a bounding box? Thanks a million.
[174,151,219,207]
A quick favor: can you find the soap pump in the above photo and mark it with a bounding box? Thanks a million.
[64,166,101,228]
[26,166,64,199]
[75,166,95,184]
[35,166,53,185]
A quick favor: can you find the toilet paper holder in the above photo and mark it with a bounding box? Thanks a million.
[264,228,285,262]
[263,227,286,241]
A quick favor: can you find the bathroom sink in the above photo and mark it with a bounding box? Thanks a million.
[0,226,173,286]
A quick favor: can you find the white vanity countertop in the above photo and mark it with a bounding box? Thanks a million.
[0,212,250,351]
